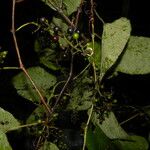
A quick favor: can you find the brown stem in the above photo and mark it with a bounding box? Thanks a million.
[11,0,51,115]
[74,0,84,28]
[58,9,75,28]
[52,51,74,111]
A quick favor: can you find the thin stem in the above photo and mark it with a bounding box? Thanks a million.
[52,52,74,111]
[22,68,52,115]
[120,113,140,126]
[74,0,84,28]
[11,0,23,67]
[58,10,75,28]
[47,80,66,104]
[64,36,81,52]
[90,0,97,83]
[94,9,105,24]
[73,63,90,80]
[16,22,39,31]
[82,104,94,150]
[7,121,45,132]
[48,0,75,28]
[11,0,51,116]
[0,67,20,70]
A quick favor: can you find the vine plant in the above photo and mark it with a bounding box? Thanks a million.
[0,0,150,150]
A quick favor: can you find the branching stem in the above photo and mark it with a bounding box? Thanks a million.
[52,51,74,111]
[11,0,51,116]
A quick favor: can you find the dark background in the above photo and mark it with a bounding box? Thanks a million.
[0,0,150,149]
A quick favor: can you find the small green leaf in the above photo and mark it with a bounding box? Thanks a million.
[40,141,59,150]
[0,130,12,150]
[115,36,150,74]
[12,67,57,103]
[101,17,131,79]
[113,135,149,150]
[0,107,20,133]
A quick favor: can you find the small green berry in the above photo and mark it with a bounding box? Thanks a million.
[38,130,43,135]
[37,119,42,124]
[63,95,67,100]
[72,32,79,40]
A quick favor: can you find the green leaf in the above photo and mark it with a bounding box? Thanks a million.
[86,42,101,70]
[40,0,80,16]
[101,17,131,78]
[86,127,116,150]
[67,74,93,110]
[26,106,44,124]
[39,141,59,150]
[51,17,69,47]
[67,88,93,110]
[115,36,150,74]
[39,52,60,71]
[67,87,93,111]
[12,67,57,103]
[113,135,149,150]
[0,130,12,150]
[91,111,128,139]
[90,111,149,150]
[40,0,62,11]
[0,107,20,133]
[52,17,68,32]
[63,0,81,15]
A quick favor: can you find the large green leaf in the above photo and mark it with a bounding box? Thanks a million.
[91,111,128,139]
[0,130,12,150]
[40,141,59,150]
[100,17,131,79]
[115,36,150,74]
[0,107,20,133]
[86,127,116,150]
[90,111,149,149]
[12,67,57,103]
[113,135,149,150]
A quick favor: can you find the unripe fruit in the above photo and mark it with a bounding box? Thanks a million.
[72,32,79,40]
[37,119,42,124]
